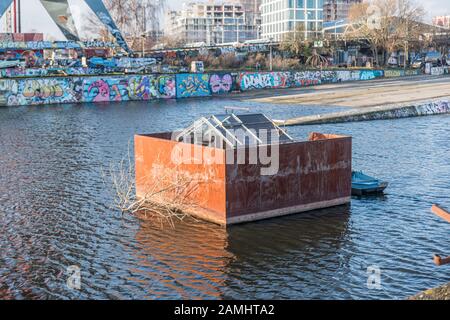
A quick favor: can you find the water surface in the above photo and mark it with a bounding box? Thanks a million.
[0,98,449,299]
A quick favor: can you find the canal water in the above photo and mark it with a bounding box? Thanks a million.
[0,98,449,300]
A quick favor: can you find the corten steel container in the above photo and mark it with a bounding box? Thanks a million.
[134,132,352,226]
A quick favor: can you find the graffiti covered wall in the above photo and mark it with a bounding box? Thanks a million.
[176,73,211,98]
[209,73,234,94]
[0,68,426,107]
[431,67,446,76]
[359,70,384,80]
[237,72,290,91]
[384,69,422,78]
[0,74,176,106]
[6,78,81,106]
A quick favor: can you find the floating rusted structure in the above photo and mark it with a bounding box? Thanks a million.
[134,114,352,226]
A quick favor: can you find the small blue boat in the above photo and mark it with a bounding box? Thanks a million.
[352,171,388,196]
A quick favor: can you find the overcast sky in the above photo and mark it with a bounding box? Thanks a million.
[0,0,448,40]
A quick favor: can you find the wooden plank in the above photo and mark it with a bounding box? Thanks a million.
[432,204,450,224]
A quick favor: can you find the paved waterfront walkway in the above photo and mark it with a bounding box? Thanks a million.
[241,74,450,108]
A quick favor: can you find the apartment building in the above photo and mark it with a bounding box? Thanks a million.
[165,1,261,46]
[433,16,450,29]
[323,0,361,22]
[261,0,324,42]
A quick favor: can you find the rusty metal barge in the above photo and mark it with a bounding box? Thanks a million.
[134,114,352,226]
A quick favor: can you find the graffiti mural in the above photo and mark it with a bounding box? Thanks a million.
[209,73,234,94]
[0,49,44,67]
[359,70,384,81]
[237,72,290,91]
[5,78,81,106]
[176,74,211,98]
[291,71,322,87]
[0,69,434,107]
[83,78,130,102]
[0,74,177,106]
[127,75,176,100]
[335,70,361,82]
[384,69,405,78]
[405,69,422,76]
[416,101,450,116]
[291,71,340,87]
[0,80,17,106]
[431,67,445,76]
[158,75,177,99]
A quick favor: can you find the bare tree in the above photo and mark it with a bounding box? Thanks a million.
[106,0,167,51]
[347,0,425,66]
[280,24,312,58]
[82,0,167,50]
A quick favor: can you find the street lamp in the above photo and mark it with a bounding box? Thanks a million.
[141,33,146,58]
[269,37,274,71]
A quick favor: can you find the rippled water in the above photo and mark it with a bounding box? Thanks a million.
[0,98,449,300]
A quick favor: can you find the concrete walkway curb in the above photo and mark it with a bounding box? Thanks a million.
[275,98,450,126]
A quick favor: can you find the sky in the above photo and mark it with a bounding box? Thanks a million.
[0,0,448,40]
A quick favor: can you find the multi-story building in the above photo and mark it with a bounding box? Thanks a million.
[323,0,361,22]
[261,0,324,42]
[433,16,450,29]
[233,0,263,37]
[165,1,261,46]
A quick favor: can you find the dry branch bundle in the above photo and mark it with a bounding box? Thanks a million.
[102,145,201,229]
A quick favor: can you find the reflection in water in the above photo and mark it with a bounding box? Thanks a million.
[132,206,350,300]
[133,218,232,300]
[224,207,351,300]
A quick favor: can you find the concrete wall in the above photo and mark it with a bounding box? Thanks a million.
[0,74,177,106]
[0,68,428,107]
[282,99,450,126]
[384,69,422,78]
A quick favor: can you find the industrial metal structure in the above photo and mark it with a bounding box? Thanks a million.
[135,115,352,226]
[0,0,132,54]
[174,113,294,148]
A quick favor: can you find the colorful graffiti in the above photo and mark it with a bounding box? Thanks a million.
[157,75,177,99]
[405,69,422,76]
[291,70,343,87]
[415,101,450,116]
[176,74,211,98]
[209,73,234,94]
[126,75,176,100]
[0,74,176,106]
[291,71,322,87]
[384,69,405,78]
[431,67,446,76]
[359,70,384,81]
[5,78,80,106]
[84,75,177,102]
[0,49,44,67]
[0,69,426,107]
[335,70,361,82]
[84,78,125,102]
[237,72,290,91]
